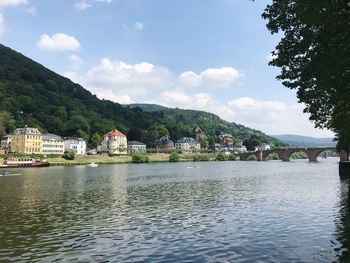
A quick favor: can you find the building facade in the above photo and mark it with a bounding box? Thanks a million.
[260,144,271,151]
[233,140,247,153]
[99,129,127,155]
[127,141,147,154]
[64,137,86,155]
[10,126,43,154]
[175,137,201,153]
[0,135,11,150]
[156,135,175,150]
[42,133,65,155]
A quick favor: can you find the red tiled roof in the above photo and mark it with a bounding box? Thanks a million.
[104,129,126,138]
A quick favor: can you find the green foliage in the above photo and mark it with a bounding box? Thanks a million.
[266,152,280,160]
[131,154,149,163]
[62,150,75,160]
[290,151,308,160]
[90,132,102,146]
[216,152,228,161]
[193,154,210,162]
[262,1,350,151]
[227,154,236,161]
[169,151,180,162]
[246,154,257,161]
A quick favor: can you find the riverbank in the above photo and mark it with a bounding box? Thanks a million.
[0,152,312,167]
[47,154,171,166]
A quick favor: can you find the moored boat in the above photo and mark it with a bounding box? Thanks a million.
[0,157,50,168]
[87,162,98,167]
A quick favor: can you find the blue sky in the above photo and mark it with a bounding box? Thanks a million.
[0,0,334,137]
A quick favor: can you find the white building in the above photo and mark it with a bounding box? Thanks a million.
[42,133,65,155]
[98,129,127,155]
[127,141,147,154]
[175,137,201,153]
[0,135,11,150]
[260,144,271,151]
[233,140,247,153]
[64,137,86,155]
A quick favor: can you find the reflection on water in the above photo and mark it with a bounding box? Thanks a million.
[0,159,349,262]
[334,176,350,262]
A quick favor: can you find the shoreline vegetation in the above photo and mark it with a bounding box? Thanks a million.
[1,151,311,167]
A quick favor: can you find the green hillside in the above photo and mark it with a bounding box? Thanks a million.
[0,44,281,148]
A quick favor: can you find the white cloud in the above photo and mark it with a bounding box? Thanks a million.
[150,89,235,122]
[179,67,241,88]
[37,33,81,52]
[134,21,144,30]
[152,92,333,137]
[64,58,174,103]
[64,57,332,137]
[25,6,36,16]
[74,0,92,11]
[69,54,85,70]
[0,0,27,7]
[227,97,334,137]
[0,13,5,36]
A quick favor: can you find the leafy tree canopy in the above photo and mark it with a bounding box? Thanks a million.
[262,0,350,151]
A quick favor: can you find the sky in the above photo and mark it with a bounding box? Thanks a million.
[0,0,334,137]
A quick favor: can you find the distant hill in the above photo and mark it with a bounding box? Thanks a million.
[271,134,336,147]
[0,43,281,147]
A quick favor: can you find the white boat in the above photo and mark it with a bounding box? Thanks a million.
[87,162,98,167]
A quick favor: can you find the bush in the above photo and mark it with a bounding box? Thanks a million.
[62,150,75,160]
[193,154,210,162]
[227,154,236,161]
[132,154,149,163]
[216,152,228,161]
[169,152,180,162]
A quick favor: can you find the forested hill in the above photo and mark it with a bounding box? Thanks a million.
[0,44,280,147]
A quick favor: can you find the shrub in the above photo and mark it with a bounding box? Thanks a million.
[227,154,236,161]
[132,154,149,163]
[169,152,180,162]
[193,154,210,162]
[216,152,228,161]
[62,150,75,160]
[193,155,201,162]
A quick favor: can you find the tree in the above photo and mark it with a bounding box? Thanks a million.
[127,127,143,141]
[63,149,75,160]
[262,1,350,151]
[169,151,180,162]
[90,132,102,147]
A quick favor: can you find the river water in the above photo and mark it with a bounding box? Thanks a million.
[0,159,350,262]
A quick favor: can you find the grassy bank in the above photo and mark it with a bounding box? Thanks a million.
[47,153,172,166]
[0,153,237,167]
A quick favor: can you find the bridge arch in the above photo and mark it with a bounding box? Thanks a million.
[284,149,309,162]
[262,150,281,161]
[239,152,259,161]
[308,148,347,162]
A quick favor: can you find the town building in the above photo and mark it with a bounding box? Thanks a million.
[0,135,11,150]
[233,140,247,153]
[260,144,271,151]
[42,133,65,155]
[175,137,201,153]
[10,126,43,154]
[127,141,147,154]
[156,135,175,150]
[98,129,127,155]
[64,137,86,155]
[218,133,235,151]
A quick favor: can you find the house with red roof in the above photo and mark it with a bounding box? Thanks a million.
[98,129,127,155]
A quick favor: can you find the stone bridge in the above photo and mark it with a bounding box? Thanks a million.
[237,147,348,162]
